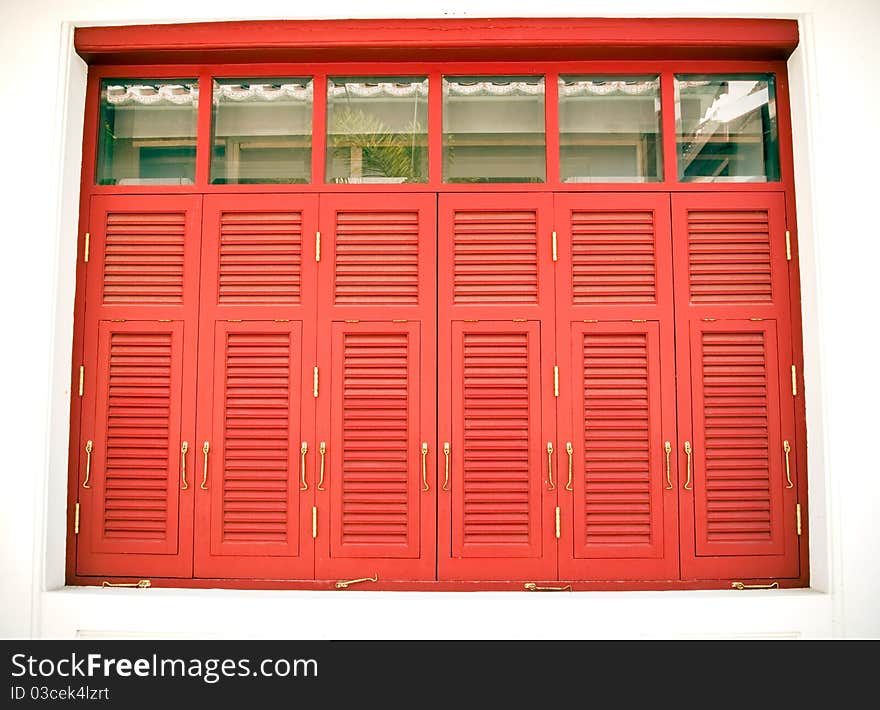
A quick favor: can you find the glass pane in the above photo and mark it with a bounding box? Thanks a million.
[211,78,312,184]
[97,79,197,185]
[326,76,428,183]
[675,74,780,182]
[559,75,662,183]
[443,76,545,183]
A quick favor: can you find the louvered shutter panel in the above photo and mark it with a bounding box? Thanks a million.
[438,195,556,581]
[77,196,201,579]
[673,194,799,580]
[194,195,318,579]
[554,195,678,581]
[316,195,435,581]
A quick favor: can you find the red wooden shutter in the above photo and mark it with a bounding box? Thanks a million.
[438,194,556,581]
[76,195,201,578]
[673,193,799,580]
[554,194,678,581]
[315,195,436,581]
[194,195,317,579]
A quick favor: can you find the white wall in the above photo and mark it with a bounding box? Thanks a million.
[0,0,877,639]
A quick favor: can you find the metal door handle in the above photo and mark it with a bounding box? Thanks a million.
[201,441,210,490]
[421,442,429,491]
[83,440,93,489]
[783,440,793,488]
[664,441,672,490]
[442,442,450,491]
[300,442,309,491]
[546,442,555,491]
[335,573,378,589]
[180,441,189,490]
[731,582,779,590]
[102,580,151,588]
[683,441,692,490]
[565,442,573,491]
[318,442,326,491]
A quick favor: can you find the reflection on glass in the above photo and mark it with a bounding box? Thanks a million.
[559,76,662,183]
[97,79,198,185]
[211,78,312,184]
[326,76,428,183]
[675,74,780,182]
[443,76,545,183]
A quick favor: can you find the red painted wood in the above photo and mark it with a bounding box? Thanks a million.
[314,194,436,581]
[74,18,798,65]
[672,193,799,579]
[554,193,679,580]
[194,194,318,579]
[438,193,557,581]
[76,195,201,577]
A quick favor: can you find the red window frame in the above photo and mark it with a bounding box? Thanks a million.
[66,18,809,590]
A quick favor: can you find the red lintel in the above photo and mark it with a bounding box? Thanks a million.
[74,17,800,65]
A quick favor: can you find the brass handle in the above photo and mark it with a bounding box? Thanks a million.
[180,441,189,490]
[731,582,779,590]
[421,442,429,491]
[546,442,555,491]
[102,580,151,588]
[200,441,210,490]
[783,440,793,488]
[318,441,326,491]
[300,441,309,491]
[443,442,450,491]
[335,573,378,589]
[664,441,672,490]
[524,583,572,592]
[82,440,93,489]
[565,442,573,491]
[683,441,692,490]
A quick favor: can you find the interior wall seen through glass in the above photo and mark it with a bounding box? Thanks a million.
[675,74,780,182]
[326,76,428,183]
[443,76,546,183]
[559,75,662,183]
[211,78,313,184]
[97,79,198,185]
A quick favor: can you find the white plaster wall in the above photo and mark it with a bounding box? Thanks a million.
[0,0,877,639]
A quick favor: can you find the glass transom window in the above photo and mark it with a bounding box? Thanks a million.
[326,76,429,183]
[559,75,662,183]
[211,78,313,184]
[675,74,780,182]
[443,76,546,183]
[97,79,198,185]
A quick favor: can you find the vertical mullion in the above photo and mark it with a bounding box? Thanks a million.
[660,70,678,185]
[195,70,213,187]
[428,72,443,186]
[312,73,328,185]
[544,71,560,187]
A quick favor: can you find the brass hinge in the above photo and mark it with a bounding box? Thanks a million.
[555,506,561,539]
[74,502,80,534]
[102,580,151,588]
[551,231,558,262]
[731,581,779,590]
[796,503,802,536]
[553,366,559,397]
[78,366,84,397]
[313,366,319,398]
[83,232,90,263]
[312,506,317,538]
[791,365,798,396]
[785,230,792,261]
[315,231,321,262]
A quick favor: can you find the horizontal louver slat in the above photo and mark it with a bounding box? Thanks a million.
[102,212,185,304]
[103,331,171,540]
[583,332,652,546]
[571,211,657,304]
